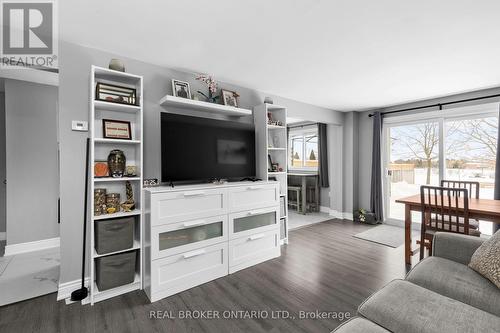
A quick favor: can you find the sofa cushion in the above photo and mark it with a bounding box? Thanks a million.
[358,280,500,333]
[469,230,500,289]
[406,256,500,316]
[333,317,390,333]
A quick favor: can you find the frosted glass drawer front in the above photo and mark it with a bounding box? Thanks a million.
[228,184,279,213]
[228,230,280,273]
[229,207,279,239]
[151,189,227,226]
[150,243,228,301]
[152,215,228,259]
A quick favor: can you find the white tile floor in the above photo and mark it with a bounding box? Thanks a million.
[288,210,331,230]
[0,247,60,306]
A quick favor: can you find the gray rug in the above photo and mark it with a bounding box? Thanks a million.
[354,224,419,248]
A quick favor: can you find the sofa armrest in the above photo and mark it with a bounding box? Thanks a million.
[432,232,484,265]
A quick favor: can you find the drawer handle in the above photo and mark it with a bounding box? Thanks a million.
[183,249,206,259]
[246,186,260,190]
[183,191,205,197]
[248,234,265,241]
[183,219,207,227]
[247,211,260,216]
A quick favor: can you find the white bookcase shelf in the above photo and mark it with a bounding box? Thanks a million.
[89,66,144,305]
[254,103,289,244]
[159,94,252,117]
[94,138,141,145]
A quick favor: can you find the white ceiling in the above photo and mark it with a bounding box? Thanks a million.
[60,0,500,111]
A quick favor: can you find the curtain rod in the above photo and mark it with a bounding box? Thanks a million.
[368,93,500,117]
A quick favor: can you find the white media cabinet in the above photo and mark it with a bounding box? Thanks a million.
[143,181,281,302]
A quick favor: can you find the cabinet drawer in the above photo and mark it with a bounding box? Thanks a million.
[150,243,228,302]
[152,215,228,259]
[229,206,279,239]
[151,188,227,226]
[228,184,279,213]
[228,230,280,273]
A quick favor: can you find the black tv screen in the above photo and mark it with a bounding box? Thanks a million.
[161,113,256,183]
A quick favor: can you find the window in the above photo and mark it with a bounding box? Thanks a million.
[288,126,319,170]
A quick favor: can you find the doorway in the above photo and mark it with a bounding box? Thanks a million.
[383,103,498,235]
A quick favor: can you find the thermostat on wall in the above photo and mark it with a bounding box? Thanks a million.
[72,120,88,132]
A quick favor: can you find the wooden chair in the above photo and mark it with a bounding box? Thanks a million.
[419,186,475,260]
[441,180,481,232]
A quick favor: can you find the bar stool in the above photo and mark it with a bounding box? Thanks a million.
[287,186,302,213]
[306,186,319,212]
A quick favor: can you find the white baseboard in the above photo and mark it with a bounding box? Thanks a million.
[343,212,354,221]
[0,232,5,241]
[57,277,90,301]
[4,237,60,256]
[328,210,354,220]
[320,206,330,214]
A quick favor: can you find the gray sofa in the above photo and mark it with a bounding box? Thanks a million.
[334,232,500,333]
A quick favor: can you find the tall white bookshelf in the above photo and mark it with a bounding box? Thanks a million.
[89,66,143,304]
[254,103,289,244]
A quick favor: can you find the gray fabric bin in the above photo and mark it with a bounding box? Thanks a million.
[95,251,136,291]
[95,216,134,255]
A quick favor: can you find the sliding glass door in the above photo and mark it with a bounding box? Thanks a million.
[386,121,440,221]
[383,105,498,235]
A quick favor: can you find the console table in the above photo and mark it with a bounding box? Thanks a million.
[143,181,281,302]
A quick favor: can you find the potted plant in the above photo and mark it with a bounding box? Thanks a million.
[354,208,378,225]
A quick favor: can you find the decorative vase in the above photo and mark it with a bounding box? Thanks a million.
[105,193,121,214]
[107,150,126,178]
[109,59,125,72]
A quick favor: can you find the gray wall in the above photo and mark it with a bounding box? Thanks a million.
[342,112,359,213]
[356,86,500,213]
[4,79,59,245]
[58,41,344,284]
[0,92,5,234]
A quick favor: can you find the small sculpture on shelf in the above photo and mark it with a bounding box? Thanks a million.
[121,181,136,212]
[107,149,126,177]
[108,59,125,72]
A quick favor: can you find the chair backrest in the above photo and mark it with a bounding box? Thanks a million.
[420,185,470,235]
[440,180,480,199]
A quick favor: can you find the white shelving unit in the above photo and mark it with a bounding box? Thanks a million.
[89,66,143,304]
[159,94,252,117]
[254,103,289,244]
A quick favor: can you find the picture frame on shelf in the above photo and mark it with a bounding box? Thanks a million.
[268,154,273,172]
[96,82,137,105]
[102,119,132,140]
[94,161,109,178]
[221,89,239,107]
[172,79,191,99]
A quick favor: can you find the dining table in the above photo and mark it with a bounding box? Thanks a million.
[395,194,500,265]
[287,172,319,215]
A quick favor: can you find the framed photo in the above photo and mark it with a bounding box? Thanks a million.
[172,79,191,99]
[102,119,132,140]
[96,82,137,105]
[221,89,239,107]
[94,161,109,178]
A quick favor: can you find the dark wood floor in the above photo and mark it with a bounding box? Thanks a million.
[0,220,407,333]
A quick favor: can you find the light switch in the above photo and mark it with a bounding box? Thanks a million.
[72,120,88,132]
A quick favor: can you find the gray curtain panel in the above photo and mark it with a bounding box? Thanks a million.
[370,112,384,221]
[494,108,500,233]
[318,123,329,187]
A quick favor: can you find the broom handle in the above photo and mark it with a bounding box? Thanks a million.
[81,138,90,289]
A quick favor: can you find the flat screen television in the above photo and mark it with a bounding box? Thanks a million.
[161,113,256,183]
